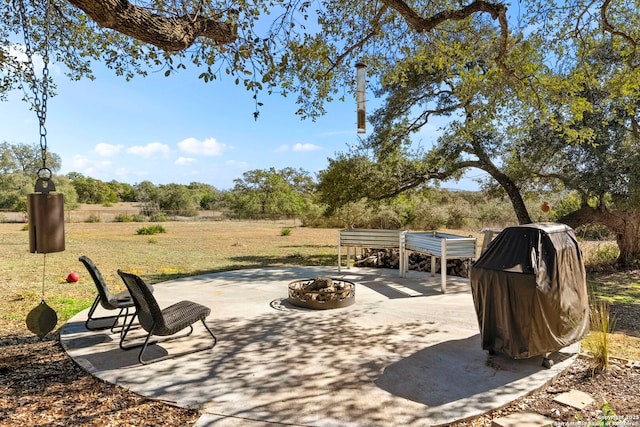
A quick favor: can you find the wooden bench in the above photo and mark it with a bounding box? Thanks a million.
[401,231,477,293]
[338,229,405,274]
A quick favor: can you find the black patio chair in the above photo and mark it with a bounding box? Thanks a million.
[117,270,217,365]
[80,255,134,332]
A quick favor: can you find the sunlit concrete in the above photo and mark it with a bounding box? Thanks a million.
[61,266,578,427]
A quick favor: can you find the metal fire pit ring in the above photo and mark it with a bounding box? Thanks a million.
[288,278,356,310]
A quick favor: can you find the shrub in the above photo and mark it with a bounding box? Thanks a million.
[176,209,199,217]
[477,202,516,229]
[149,212,167,222]
[584,299,617,373]
[446,204,469,229]
[370,205,403,229]
[410,204,447,230]
[133,214,148,222]
[136,224,166,235]
[114,213,133,222]
[85,214,101,223]
[589,244,620,266]
[575,224,614,241]
[281,227,291,236]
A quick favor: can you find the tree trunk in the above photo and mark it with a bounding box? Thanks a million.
[559,205,640,268]
[468,156,532,224]
[616,224,640,267]
[500,179,532,225]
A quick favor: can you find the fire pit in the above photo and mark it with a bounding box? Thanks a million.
[288,277,356,309]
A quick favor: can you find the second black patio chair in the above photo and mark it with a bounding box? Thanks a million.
[80,255,134,332]
[117,269,217,365]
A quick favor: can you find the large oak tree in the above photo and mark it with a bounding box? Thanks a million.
[3,1,640,265]
[316,6,640,267]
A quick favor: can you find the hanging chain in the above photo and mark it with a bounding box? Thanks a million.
[41,253,47,299]
[17,0,51,172]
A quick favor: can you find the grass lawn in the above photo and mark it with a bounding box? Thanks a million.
[0,221,338,324]
[1,220,639,360]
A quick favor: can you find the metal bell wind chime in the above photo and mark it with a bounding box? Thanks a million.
[19,0,66,339]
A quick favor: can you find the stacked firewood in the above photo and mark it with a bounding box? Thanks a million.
[290,277,354,302]
[354,248,470,278]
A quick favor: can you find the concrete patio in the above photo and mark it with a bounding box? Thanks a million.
[60,266,578,426]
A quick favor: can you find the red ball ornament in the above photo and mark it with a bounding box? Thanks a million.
[66,272,80,283]
[541,202,550,213]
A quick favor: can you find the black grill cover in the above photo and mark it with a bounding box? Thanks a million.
[470,223,589,358]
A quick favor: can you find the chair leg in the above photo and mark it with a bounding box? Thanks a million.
[122,321,217,365]
[120,320,193,350]
[84,296,100,330]
[110,307,130,334]
[85,296,124,331]
[201,319,217,348]
[119,312,140,350]
[137,324,158,365]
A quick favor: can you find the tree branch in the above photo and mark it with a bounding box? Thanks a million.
[380,0,509,69]
[329,5,388,71]
[370,160,479,200]
[67,0,236,51]
[601,0,637,51]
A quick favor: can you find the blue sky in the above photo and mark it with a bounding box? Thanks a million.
[1,53,481,191]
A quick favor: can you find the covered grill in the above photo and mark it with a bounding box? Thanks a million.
[470,223,589,361]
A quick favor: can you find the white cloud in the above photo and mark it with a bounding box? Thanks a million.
[275,144,290,152]
[127,142,171,158]
[292,143,322,152]
[70,155,112,175]
[94,143,123,157]
[178,137,226,156]
[175,157,197,166]
[7,44,27,62]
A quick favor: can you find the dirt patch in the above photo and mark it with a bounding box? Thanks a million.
[0,320,199,426]
[453,356,640,426]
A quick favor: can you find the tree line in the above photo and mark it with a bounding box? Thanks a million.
[1,140,617,247]
[1,141,534,228]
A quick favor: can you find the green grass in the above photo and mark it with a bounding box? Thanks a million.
[585,269,640,361]
[588,273,640,304]
[48,296,95,322]
[0,221,338,329]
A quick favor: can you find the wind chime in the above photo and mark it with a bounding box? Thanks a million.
[19,0,66,338]
[355,62,367,134]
